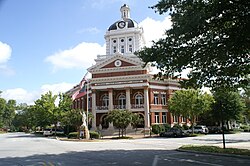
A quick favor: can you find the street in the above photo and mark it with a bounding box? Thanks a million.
[0,132,250,165]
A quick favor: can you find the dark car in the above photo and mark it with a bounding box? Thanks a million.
[160,128,183,137]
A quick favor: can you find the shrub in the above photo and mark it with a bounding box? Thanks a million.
[68,132,78,139]
[173,124,182,129]
[90,131,100,139]
[163,123,171,131]
[152,124,165,134]
[182,124,189,130]
[240,125,250,132]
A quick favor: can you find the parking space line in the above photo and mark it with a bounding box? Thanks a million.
[152,155,158,166]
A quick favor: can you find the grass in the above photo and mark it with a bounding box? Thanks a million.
[0,131,6,134]
[179,145,250,156]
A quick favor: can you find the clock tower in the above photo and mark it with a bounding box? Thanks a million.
[104,4,145,57]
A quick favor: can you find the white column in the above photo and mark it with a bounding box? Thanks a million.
[108,89,113,111]
[144,87,150,128]
[126,88,131,110]
[91,91,97,130]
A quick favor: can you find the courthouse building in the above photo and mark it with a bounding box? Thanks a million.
[68,4,188,131]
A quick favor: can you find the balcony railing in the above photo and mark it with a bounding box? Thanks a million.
[96,106,109,110]
[113,105,126,109]
[131,104,144,109]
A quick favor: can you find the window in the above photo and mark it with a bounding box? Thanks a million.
[135,93,143,106]
[128,44,133,53]
[154,94,159,104]
[173,115,178,123]
[102,95,109,107]
[161,94,166,105]
[113,46,117,53]
[162,112,167,123]
[155,112,159,123]
[182,116,186,122]
[121,45,125,53]
[118,94,126,109]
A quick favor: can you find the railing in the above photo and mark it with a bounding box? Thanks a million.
[96,106,109,110]
[113,105,126,109]
[131,104,144,109]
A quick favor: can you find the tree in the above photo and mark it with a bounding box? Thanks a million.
[61,109,82,138]
[2,99,16,130]
[131,113,144,133]
[241,78,250,123]
[137,0,249,90]
[212,90,246,129]
[34,91,57,128]
[0,97,6,128]
[168,89,214,134]
[105,110,134,137]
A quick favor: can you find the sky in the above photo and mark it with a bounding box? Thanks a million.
[0,0,172,105]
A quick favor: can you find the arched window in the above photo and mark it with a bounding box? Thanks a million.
[102,94,109,107]
[135,93,143,107]
[118,94,126,109]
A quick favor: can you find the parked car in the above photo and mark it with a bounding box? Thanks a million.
[187,125,209,134]
[43,128,64,136]
[208,126,222,134]
[160,128,183,137]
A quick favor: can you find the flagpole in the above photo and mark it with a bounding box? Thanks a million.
[85,81,90,139]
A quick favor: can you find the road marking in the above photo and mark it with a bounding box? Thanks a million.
[162,156,223,166]
[152,155,158,166]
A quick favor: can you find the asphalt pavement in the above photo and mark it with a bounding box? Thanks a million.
[0,132,249,166]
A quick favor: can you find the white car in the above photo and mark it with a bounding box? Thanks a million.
[43,128,64,136]
[187,125,209,134]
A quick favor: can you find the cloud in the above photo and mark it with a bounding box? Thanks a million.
[139,16,172,47]
[45,42,105,71]
[1,82,76,105]
[45,16,172,72]
[77,27,101,34]
[40,82,76,95]
[1,88,39,105]
[0,41,11,64]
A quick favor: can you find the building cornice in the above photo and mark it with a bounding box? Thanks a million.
[91,74,151,84]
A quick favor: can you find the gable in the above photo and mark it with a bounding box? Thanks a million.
[88,54,144,72]
[101,59,137,69]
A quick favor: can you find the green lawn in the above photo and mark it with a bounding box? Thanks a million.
[179,145,250,156]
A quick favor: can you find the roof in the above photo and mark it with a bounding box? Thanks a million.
[108,18,138,31]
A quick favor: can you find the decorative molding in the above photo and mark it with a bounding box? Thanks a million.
[92,82,149,90]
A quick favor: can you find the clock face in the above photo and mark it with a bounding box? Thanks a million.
[118,21,126,29]
[114,60,122,67]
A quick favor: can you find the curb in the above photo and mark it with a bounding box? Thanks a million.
[177,149,250,159]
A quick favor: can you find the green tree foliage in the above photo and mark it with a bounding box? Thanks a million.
[212,90,246,129]
[137,0,249,90]
[105,110,134,137]
[169,89,214,133]
[131,113,144,130]
[34,91,57,128]
[0,97,6,128]
[2,99,16,129]
[241,78,250,123]
[61,109,82,138]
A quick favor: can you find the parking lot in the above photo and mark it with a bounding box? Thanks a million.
[0,132,250,165]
